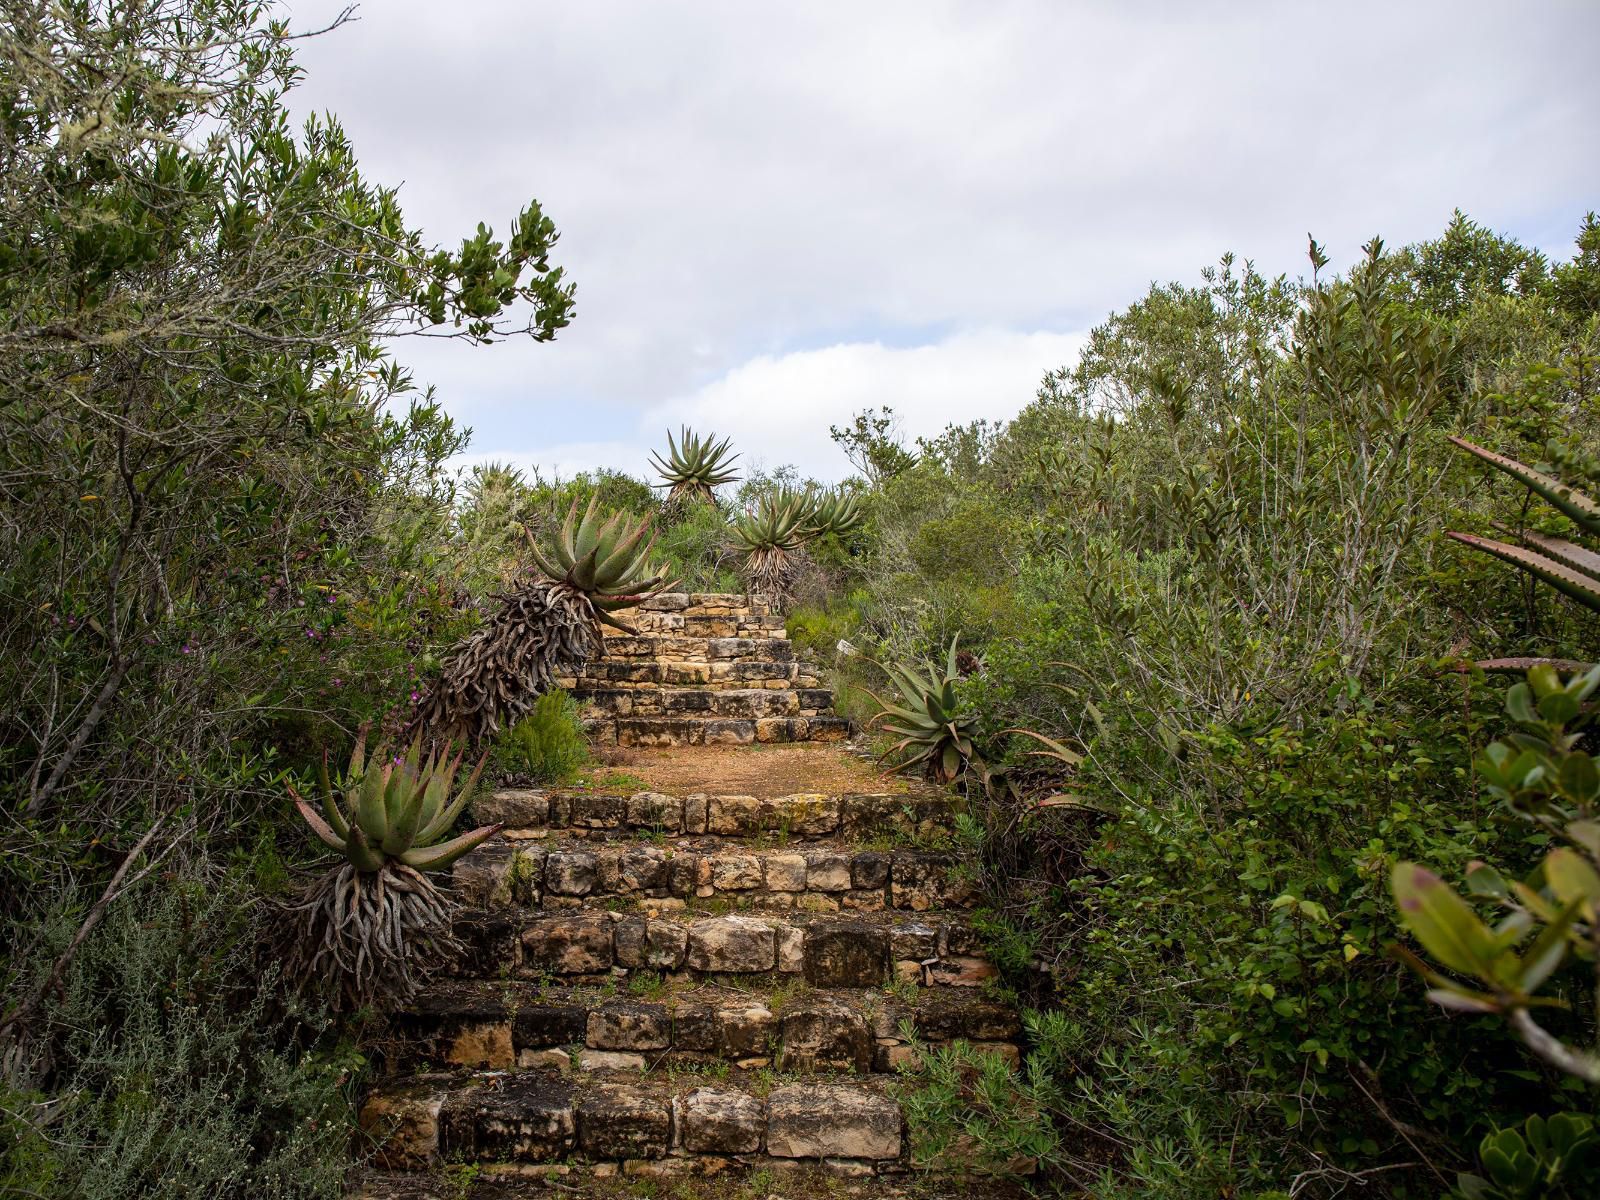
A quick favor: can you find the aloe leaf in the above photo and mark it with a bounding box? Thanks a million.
[1448,533,1600,615]
[291,788,348,854]
[357,763,389,841]
[345,825,387,872]
[1391,862,1496,978]
[1006,727,1085,766]
[1521,530,1600,581]
[1450,436,1600,534]
[398,823,503,872]
[418,752,490,844]
[383,772,430,855]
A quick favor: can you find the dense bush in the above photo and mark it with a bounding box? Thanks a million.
[848,216,1600,1196]
[1,869,359,1198]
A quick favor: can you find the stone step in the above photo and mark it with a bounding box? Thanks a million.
[473,788,965,843]
[569,659,819,688]
[449,910,998,991]
[360,1069,913,1173]
[597,714,849,748]
[455,838,978,914]
[570,686,834,718]
[390,980,1021,1075]
[353,1167,1029,1199]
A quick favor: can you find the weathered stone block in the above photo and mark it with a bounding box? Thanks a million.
[617,847,669,893]
[703,719,757,745]
[888,923,938,963]
[683,793,709,834]
[680,1088,763,1154]
[764,853,807,892]
[686,916,775,972]
[782,1001,872,1073]
[579,1086,672,1159]
[545,851,597,896]
[627,791,682,831]
[719,1003,777,1056]
[711,854,762,891]
[766,1085,900,1160]
[804,921,888,988]
[776,925,805,973]
[850,852,891,891]
[925,956,998,987]
[645,920,688,970]
[804,851,850,892]
[474,789,550,828]
[514,1003,588,1048]
[588,1003,672,1051]
[521,914,613,974]
[439,1076,576,1162]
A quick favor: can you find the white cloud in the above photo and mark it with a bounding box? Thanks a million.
[646,329,1086,481]
[449,328,1086,485]
[282,0,1599,466]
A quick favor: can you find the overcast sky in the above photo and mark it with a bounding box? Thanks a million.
[284,0,1599,485]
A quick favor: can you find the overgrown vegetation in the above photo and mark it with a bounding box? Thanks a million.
[3,2,1596,1194]
[838,215,1600,1196]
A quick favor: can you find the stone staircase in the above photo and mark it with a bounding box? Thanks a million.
[355,780,1025,1195]
[556,592,851,748]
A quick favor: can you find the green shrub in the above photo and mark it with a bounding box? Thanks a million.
[0,871,358,1199]
[495,690,591,784]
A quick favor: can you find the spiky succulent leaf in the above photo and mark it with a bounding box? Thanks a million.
[865,636,980,782]
[397,823,504,871]
[530,498,671,605]
[1448,532,1600,615]
[1451,436,1600,535]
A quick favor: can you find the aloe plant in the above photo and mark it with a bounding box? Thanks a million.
[285,731,501,1010]
[650,426,740,508]
[412,497,673,743]
[865,636,981,783]
[805,487,865,538]
[290,731,499,873]
[1448,436,1600,634]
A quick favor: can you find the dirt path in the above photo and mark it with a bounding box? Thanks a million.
[582,741,910,798]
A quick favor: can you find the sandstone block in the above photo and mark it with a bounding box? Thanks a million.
[925,956,998,987]
[588,1003,671,1051]
[804,921,888,988]
[515,1003,588,1048]
[711,854,762,891]
[766,1086,900,1160]
[439,1076,576,1162]
[474,789,550,828]
[804,851,851,892]
[579,1086,672,1159]
[686,916,775,972]
[545,851,597,896]
[627,791,682,831]
[680,1088,763,1154]
[521,914,613,974]
[764,854,807,892]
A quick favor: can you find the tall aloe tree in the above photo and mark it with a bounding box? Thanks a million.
[651,426,740,512]
[412,498,672,743]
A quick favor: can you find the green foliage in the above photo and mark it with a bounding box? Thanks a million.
[1454,1112,1598,1200]
[1390,664,1600,1083]
[834,213,1600,1194]
[495,691,591,785]
[0,871,357,1199]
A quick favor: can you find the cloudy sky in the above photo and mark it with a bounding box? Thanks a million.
[285,1,1599,484]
